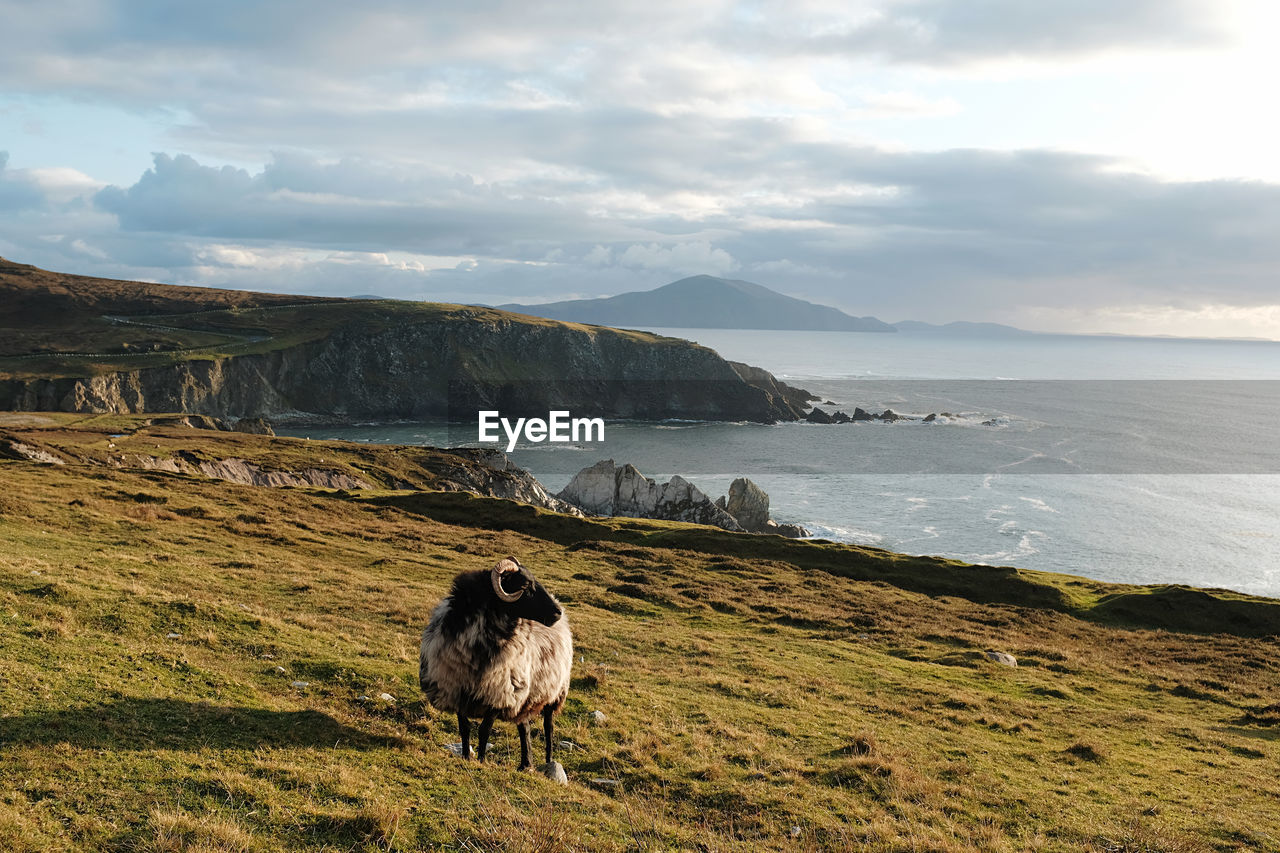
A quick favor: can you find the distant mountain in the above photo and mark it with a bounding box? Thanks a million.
[892,320,1033,336]
[498,275,895,332]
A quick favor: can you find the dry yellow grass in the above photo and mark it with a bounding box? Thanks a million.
[0,421,1277,850]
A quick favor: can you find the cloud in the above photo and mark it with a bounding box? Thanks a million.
[770,0,1227,66]
[93,152,643,254]
[0,152,47,211]
[1,1,1275,335]
[72,143,1280,328]
[618,242,739,275]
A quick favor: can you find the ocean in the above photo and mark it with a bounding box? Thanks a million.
[283,329,1280,598]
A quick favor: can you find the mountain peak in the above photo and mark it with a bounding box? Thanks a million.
[499,276,894,332]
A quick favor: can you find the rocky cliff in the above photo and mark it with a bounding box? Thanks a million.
[0,260,811,424]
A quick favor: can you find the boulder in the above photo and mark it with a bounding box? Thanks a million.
[985,651,1018,668]
[763,519,811,539]
[539,761,569,785]
[558,459,626,515]
[147,414,229,431]
[923,413,937,423]
[805,408,834,424]
[830,410,852,423]
[879,409,900,422]
[851,407,874,421]
[725,477,770,532]
[232,417,275,436]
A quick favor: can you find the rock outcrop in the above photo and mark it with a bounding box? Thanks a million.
[724,477,770,531]
[762,520,810,538]
[727,361,817,413]
[558,463,811,537]
[145,415,229,431]
[718,476,810,538]
[557,460,742,530]
[137,455,374,490]
[440,449,583,516]
[232,417,276,436]
[2,422,582,517]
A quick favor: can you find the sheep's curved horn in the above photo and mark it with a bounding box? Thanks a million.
[491,558,525,602]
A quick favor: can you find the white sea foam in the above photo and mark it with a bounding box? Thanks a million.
[803,523,884,546]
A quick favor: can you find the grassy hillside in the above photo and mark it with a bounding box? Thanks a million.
[0,258,695,381]
[1,417,1278,851]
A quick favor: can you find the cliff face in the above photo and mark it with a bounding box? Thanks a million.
[1,312,808,423]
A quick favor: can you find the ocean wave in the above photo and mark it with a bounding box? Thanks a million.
[957,530,1047,565]
[1019,496,1059,513]
[802,523,884,546]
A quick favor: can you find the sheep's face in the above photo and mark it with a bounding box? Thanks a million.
[492,558,563,627]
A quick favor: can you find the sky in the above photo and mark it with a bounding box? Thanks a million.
[2,0,1279,338]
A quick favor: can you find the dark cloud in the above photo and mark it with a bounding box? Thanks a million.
[79,145,1280,322]
[93,153,642,254]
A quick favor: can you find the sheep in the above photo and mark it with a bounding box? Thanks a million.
[419,557,573,771]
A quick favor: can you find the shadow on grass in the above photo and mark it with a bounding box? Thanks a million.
[0,697,402,751]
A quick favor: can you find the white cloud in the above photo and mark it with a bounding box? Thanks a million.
[618,242,739,275]
[855,90,961,117]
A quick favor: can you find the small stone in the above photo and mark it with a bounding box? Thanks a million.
[291,680,310,688]
[446,743,474,758]
[589,710,607,725]
[357,695,371,702]
[272,666,287,675]
[539,761,568,785]
[166,632,181,639]
[260,653,274,659]
[589,777,620,788]
[985,651,1018,668]
[378,692,395,703]
[791,826,803,838]
[856,633,871,640]
[558,740,580,751]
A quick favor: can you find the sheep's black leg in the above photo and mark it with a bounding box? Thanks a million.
[457,712,471,761]
[476,711,497,762]
[542,707,555,765]
[517,722,532,770]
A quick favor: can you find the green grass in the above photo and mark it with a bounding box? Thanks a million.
[0,299,699,381]
[1,420,1278,850]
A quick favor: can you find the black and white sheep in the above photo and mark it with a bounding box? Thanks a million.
[419,557,573,770]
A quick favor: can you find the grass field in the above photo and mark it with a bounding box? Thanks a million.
[1,416,1278,851]
[0,258,700,381]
